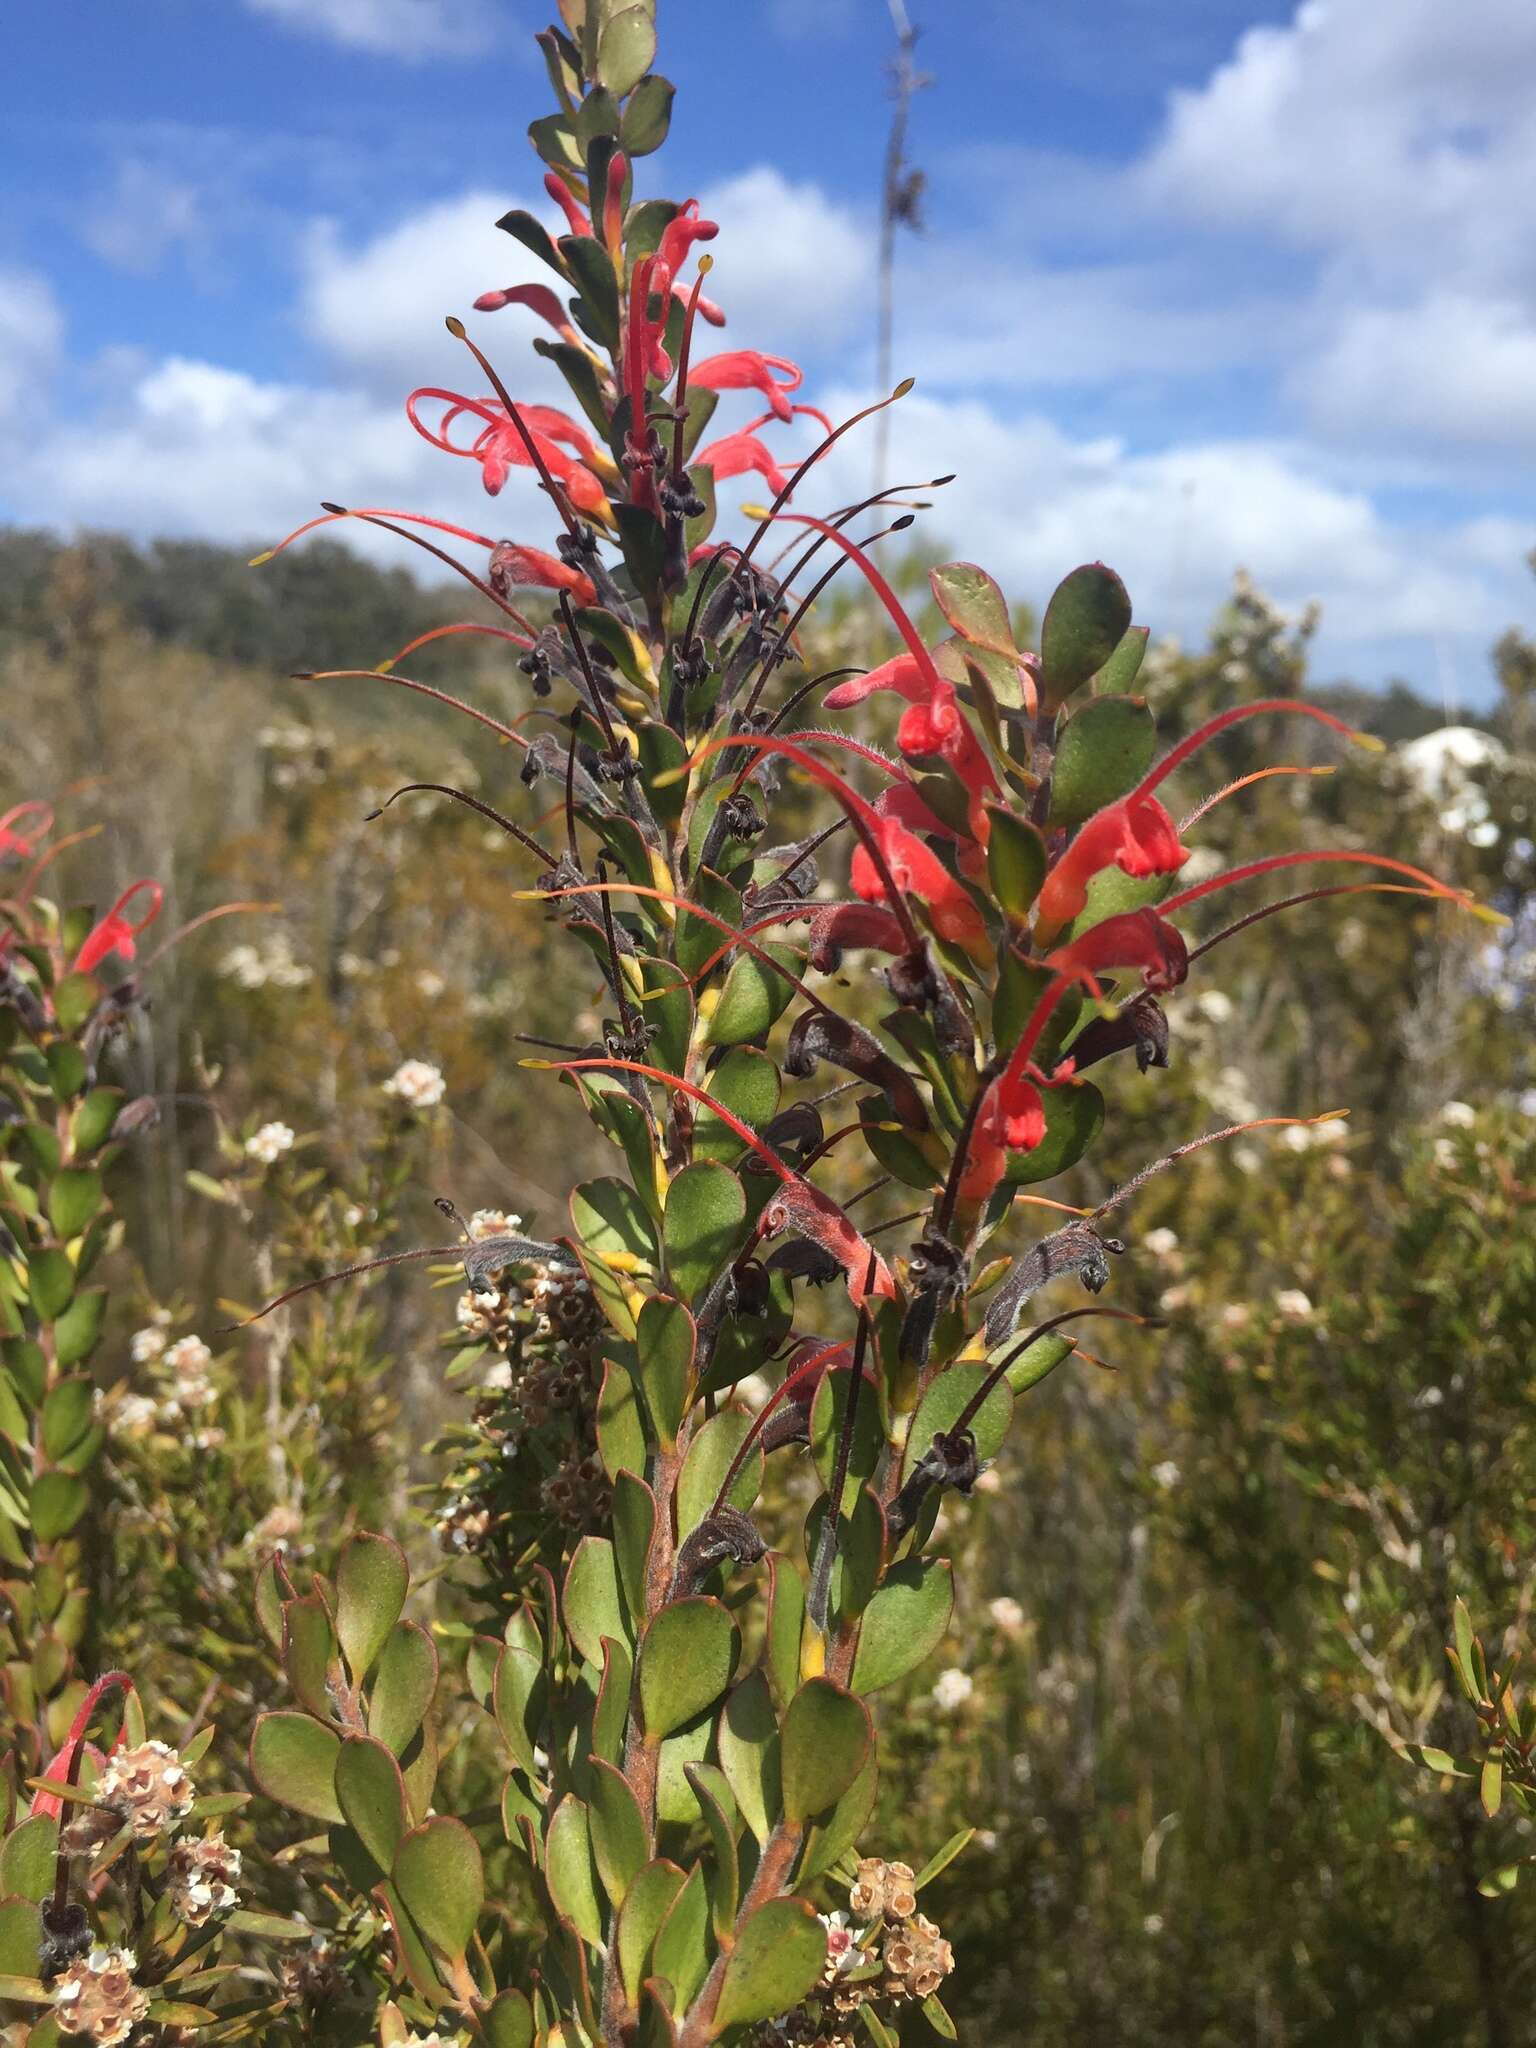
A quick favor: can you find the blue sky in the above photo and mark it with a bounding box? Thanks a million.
[3,0,1534,704]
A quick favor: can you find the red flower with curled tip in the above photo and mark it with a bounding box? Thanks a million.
[688,349,803,420]
[694,406,832,497]
[472,281,576,341]
[850,816,990,962]
[406,389,611,510]
[0,800,53,860]
[658,197,718,276]
[1044,907,1189,993]
[955,1066,1050,1206]
[544,169,590,238]
[73,880,164,977]
[1033,699,1385,942]
[1033,793,1190,939]
[487,541,595,606]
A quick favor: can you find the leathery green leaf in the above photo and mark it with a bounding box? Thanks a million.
[564,1535,629,1665]
[617,1858,687,1996]
[249,1713,343,1824]
[781,1679,872,1825]
[333,1734,407,1875]
[391,1816,483,1960]
[636,1294,695,1449]
[587,1756,650,1906]
[639,1597,739,1739]
[335,1532,409,1684]
[663,1161,746,1303]
[713,1897,827,2032]
[1039,562,1133,708]
[850,1559,954,1695]
[717,1669,781,1846]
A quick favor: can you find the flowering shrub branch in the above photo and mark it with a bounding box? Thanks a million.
[3,4,1500,2042]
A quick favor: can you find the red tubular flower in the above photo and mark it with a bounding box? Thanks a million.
[487,542,596,606]
[689,350,803,421]
[1035,699,1386,942]
[623,255,673,501]
[473,282,574,337]
[773,516,999,841]
[658,199,719,276]
[32,1671,137,1821]
[544,170,591,238]
[602,152,628,261]
[822,653,926,711]
[1034,793,1191,939]
[406,389,610,510]
[1044,907,1189,993]
[850,818,991,963]
[694,415,792,494]
[956,1069,1048,1206]
[694,406,836,497]
[73,880,164,977]
[0,800,54,859]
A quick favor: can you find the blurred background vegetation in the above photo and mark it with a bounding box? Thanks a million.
[3,525,1535,2044]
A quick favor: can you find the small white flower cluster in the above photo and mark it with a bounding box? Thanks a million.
[257,720,331,789]
[163,1335,216,1410]
[468,1208,523,1240]
[988,1596,1025,1632]
[247,1502,304,1552]
[931,1667,974,1712]
[220,934,312,990]
[245,1120,296,1165]
[168,1831,242,1925]
[52,1945,149,2045]
[1439,1099,1477,1129]
[1151,1459,1182,1490]
[1143,1227,1180,1261]
[382,1058,446,1109]
[1275,1288,1314,1322]
[416,967,447,999]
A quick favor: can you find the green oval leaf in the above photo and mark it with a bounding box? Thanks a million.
[47,1170,103,1241]
[850,1559,954,1695]
[30,1470,89,1543]
[564,1535,629,1665]
[368,1621,438,1756]
[392,1816,484,1960]
[714,1897,827,2033]
[930,561,1017,657]
[336,1533,409,1684]
[334,1734,407,1874]
[636,1294,695,1449]
[249,1712,343,1824]
[638,1596,739,1739]
[1048,694,1157,828]
[587,1757,650,1907]
[780,1678,872,1825]
[663,1162,746,1304]
[1040,563,1133,708]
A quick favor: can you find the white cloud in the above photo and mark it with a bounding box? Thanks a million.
[1143,0,1536,290]
[243,0,500,59]
[0,267,63,419]
[4,352,552,565]
[80,161,204,278]
[694,169,875,357]
[1298,293,1536,455]
[806,384,1521,666]
[300,188,560,396]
